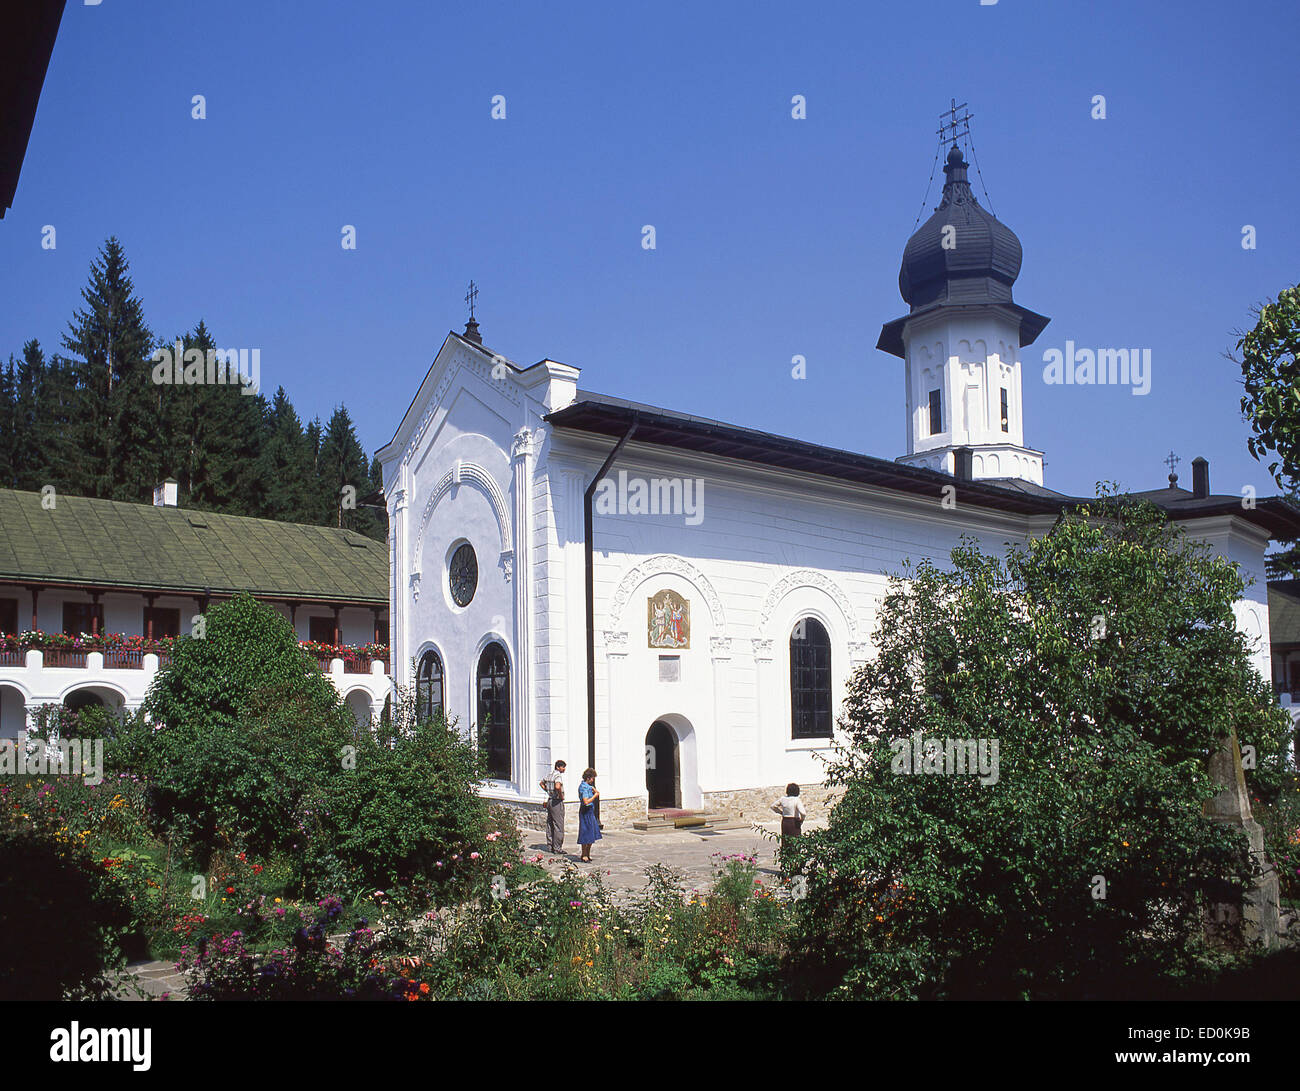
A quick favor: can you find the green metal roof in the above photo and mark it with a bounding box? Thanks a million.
[0,489,388,605]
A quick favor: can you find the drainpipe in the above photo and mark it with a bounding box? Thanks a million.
[585,415,638,824]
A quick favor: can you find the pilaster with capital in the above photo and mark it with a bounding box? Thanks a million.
[511,427,538,789]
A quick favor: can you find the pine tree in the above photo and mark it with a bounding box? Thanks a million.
[59,238,155,501]
[180,321,268,515]
[258,386,316,522]
[316,406,383,539]
[0,359,16,488]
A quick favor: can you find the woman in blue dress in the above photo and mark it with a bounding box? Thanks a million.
[577,768,602,861]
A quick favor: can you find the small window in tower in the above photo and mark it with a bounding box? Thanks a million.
[928,390,942,436]
[1000,389,1010,433]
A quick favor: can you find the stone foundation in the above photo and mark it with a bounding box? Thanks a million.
[490,798,547,832]
[702,783,838,823]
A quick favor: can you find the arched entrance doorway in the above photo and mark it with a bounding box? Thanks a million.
[645,719,680,809]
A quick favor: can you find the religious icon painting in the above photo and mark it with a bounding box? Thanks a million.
[647,590,690,649]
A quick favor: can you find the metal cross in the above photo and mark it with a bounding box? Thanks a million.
[936,99,973,150]
[465,280,478,321]
[1164,450,1181,475]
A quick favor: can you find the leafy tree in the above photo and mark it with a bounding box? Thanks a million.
[0,821,135,1000]
[140,593,356,858]
[1236,284,1300,577]
[304,691,505,894]
[783,495,1293,999]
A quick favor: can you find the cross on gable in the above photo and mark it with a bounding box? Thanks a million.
[1164,450,1181,475]
[465,280,478,320]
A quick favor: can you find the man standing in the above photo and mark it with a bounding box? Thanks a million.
[540,759,566,853]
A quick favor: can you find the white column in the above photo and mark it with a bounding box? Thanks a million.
[752,638,774,786]
[389,480,409,690]
[709,636,732,792]
[511,428,538,793]
[562,470,586,776]
[603,630,629,795]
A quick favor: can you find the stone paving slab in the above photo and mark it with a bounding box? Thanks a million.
[519,818,824,898]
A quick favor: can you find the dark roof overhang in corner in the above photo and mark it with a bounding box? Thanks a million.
[876,300,1052,359]
[544,397,1300,540]
[0,0,65,219]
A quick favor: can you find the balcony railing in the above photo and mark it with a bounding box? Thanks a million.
[103,647,144,670]
[42,649,87,669]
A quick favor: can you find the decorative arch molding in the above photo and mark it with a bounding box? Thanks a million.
[758,569,859,640]
[608,554,726,635]
[411,460,514,596]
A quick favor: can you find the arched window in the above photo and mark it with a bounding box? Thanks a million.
[416,649,444,723]
[476,642,511,779]
[790,618,832,739]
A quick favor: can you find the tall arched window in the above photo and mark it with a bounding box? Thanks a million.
[416,650,444,723]
[790,618,832,739]
[476,642,511,779]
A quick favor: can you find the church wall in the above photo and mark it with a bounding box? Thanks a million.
[1177,516,1273,680]
[545,436,1035,818]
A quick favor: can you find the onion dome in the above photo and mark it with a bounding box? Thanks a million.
[878,144,1048,358]
[899,146,1022,308]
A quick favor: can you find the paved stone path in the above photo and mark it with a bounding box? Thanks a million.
[521,817,821,898]
[120,959,188,1001]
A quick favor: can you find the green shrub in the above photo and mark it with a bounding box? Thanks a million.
[138,593,356,861]
[0,800,136,999]
[1255,774,1300,902]
[301,688,524,897]
[783,495,1288,1000]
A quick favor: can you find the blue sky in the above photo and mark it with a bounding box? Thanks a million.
[2,0,1297,502]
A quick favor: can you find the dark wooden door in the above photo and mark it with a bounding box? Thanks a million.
[645,720,680,809]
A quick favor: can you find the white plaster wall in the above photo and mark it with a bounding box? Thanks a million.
[545,436,1036,805]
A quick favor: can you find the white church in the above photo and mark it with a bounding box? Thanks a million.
[377,142,1296,828]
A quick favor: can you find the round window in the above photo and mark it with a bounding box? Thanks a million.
[449,543,478,607]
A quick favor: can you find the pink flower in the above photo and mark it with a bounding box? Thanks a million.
[470,852,480,860]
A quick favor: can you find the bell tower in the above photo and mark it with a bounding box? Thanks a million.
[877,112,1050,485]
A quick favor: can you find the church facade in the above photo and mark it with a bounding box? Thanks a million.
[377,145,1297,827]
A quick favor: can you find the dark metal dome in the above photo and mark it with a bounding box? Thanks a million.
[898,145,1023,308]
[877,143,1049,359]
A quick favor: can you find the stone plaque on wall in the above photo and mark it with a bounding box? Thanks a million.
[647,590,689,649]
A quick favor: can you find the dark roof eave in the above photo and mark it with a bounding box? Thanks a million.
[0,573,387,606]
[876,301,1051,359]
[546,400,1300,539]
[546,401,1062,517]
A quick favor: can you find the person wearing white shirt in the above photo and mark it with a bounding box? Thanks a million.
[771,783,807,838]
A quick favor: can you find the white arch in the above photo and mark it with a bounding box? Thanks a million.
[608,554,726,634]
[0,679,34,703]
[758,569,858,639]
[413,460,513,577]
[647,712,701,811]
[57,681,129,706]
